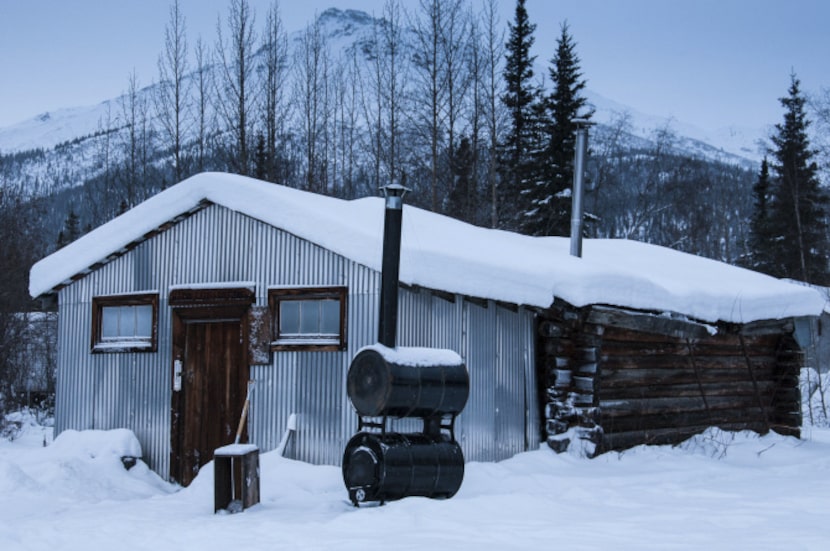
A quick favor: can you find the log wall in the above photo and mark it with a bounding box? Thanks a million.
[537,302,803,456]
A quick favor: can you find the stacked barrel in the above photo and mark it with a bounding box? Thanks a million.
[342,346,469,506]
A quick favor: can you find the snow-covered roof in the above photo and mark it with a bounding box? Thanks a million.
[30,172,825,324]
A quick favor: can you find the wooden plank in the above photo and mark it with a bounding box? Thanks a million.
[600,354,777,371]
[739,318,794,336]
[770,410,802,427]
[601,326,780,348]
[600,380,777,400]
[600,339,778,358]
[599,395,768,417]
[601,366,777,388]
[601,407,771,434]
[169,286,255,307]
[587,306,715,340]
[601,354,778,371]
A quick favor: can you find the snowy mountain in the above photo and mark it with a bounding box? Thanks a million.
[0,7,764,197]
[0,86,767,162]
[583,89,767,166]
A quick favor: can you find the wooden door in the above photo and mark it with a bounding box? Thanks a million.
[169,287,254,487]
[179,321,245,486]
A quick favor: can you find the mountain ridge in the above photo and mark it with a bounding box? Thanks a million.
[0,6,764,194]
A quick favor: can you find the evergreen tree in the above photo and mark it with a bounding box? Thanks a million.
[447,136,476,223]
[522,22,591,236]
[499,0,540,230]
[767,74,829,283]
[254,132,269,182]
[56,209,80,249]
[746,157,775,272]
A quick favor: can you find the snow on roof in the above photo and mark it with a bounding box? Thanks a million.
[29,172,825,324]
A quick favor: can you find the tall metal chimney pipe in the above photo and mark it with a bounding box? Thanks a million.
[378,183,409,348]
[570,119,592,258]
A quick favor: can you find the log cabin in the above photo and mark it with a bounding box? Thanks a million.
[29,173,823,483]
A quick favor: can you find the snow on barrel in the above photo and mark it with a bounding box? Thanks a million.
[346,344,469,419]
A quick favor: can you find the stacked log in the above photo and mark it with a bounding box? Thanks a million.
[536,303,803,456]
[596,327,801,453]
[537,302,602,455]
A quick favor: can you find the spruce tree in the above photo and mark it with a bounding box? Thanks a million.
[522,22,591,236]
[56,209,80,250]
[499,0,540,230]
[746,157,775,273]
[447,136,475,223]
[254,132,269,181]
[767,74,829,284]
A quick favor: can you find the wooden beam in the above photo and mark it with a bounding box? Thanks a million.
[586,305,714,340]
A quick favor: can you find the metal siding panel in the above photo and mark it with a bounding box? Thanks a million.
[55,295,95,434]
[53,203,539,475]
[338,277,380,446]
[291,352,345,465]
[397,287,431,347]
[245,219,376,466]
[55,269,173,476]
[522,308,540,451]
[254,352,295,455]
[495,305,530,459]
[51,206,260,478]
[459,300,497,461]
[431,294,461,351]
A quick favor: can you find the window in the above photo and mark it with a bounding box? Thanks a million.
[269,287,347,351]
[92,293,158,352]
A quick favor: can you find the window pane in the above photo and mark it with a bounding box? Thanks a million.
[120,305,136,336]
[280,301,300,335]
[102,307,119,338]
[94,295,157,350]
[320,299,340,335]
[299,301,319,334]
[135,305,153,338]
[272,291,345,343]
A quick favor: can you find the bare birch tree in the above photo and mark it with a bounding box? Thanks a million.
[88,103,117,224]
[215,0,257,176]
[466,6,483,223]
[155,0,189,183]
[193,36,213,173]
[441,0,471,193]
[260,1,289,183]
[336,47,362,198]
[118,70,154,206]
[295,16,328,192]
[119,70,141,208]
[366,0,408,189]
[411,0,446,211]
[482,0,504,228]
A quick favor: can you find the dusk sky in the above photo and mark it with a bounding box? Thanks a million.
[0,0,827,131]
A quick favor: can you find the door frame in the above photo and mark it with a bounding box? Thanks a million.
[168,287,255,485]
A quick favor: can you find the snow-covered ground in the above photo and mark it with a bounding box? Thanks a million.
[2,408,830,550]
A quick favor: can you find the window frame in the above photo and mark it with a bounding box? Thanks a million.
[91,293,159,353]
[268,286,347,351]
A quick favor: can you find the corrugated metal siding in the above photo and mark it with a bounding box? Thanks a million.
[54,203,538,477]
[56,287,172,475]
[521,309,539,451]
[391,288,536,462]
[495,305,531,458]
[458,299,498,461]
